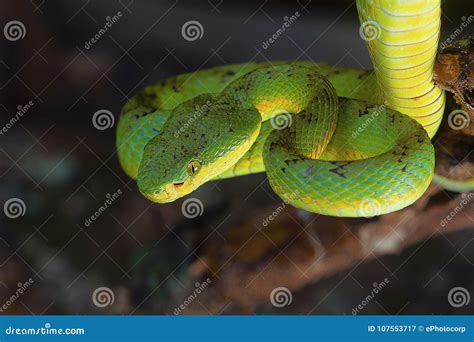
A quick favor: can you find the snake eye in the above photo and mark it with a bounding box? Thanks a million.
[187,160,201,176]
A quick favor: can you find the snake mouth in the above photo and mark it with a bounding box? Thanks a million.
[139,190,172,203]
[139,181,193,203]
[138,183,182,203]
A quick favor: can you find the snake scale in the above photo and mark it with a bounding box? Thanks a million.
[117,0,451,217]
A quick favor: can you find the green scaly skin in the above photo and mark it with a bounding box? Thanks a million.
[117,63,434,216]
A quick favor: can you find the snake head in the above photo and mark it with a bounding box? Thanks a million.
[136,95,262,203]
[137,132,206,203]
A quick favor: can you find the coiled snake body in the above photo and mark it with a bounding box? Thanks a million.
[117,0,445,217]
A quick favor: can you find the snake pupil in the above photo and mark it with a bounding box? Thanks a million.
[187,160,200,175]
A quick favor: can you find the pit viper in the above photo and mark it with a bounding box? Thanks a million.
[116,0,463,217]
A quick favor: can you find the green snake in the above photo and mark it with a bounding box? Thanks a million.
[116,0,464,217]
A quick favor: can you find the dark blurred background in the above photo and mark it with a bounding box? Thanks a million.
[0,0,473,314]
